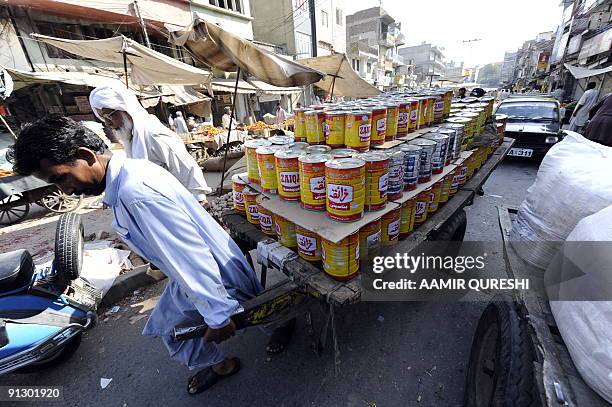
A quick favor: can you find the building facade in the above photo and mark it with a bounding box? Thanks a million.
[510,32,554,90]
[549,0,611,100]
[250,0,346,59]
[444,60,465,82]
[0,0,260,126]
[345,6,406,90]
[500,51,517,85]
[191,0,254,40]
[397,42,445,84]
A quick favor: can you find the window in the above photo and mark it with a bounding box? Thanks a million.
[336,8,343,25]
[209,0,244,14]
[352,59,360,71]
[367,62,372,73]
[36,22,86,59]
[321,10,328,27]
[496,102,559,122]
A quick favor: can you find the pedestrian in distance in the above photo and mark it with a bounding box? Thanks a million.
[7,115,296,395]
[569,81,599,134]
[275,102,287,126]
[89,85,211,206]
[222,106,236,130]
[552,86,564,102]
[173,111,189,134]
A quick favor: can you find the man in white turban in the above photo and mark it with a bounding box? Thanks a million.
[89,86,211,205]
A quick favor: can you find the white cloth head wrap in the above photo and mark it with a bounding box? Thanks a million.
[89,85,174,159]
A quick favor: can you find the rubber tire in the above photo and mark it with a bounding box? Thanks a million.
[432,209,467,241]
[15,333,82,373]
[54,212,84,280]
[464,301,540,407]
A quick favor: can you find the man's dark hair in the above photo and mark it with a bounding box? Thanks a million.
[459,87,466,92]
[587,82,597,90]
[7,114,107,175]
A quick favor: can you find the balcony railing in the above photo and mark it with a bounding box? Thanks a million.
[379,33,395,47]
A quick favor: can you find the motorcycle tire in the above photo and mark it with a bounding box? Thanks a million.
[15,333,82,373]
[54,212,84,280]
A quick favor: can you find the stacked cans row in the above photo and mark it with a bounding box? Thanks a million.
[291,89,455,151]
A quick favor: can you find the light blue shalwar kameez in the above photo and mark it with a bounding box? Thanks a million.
[103,154,262,370]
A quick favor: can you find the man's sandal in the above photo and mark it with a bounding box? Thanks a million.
[187,357,241,395]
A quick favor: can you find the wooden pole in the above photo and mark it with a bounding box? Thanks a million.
[133,0,152,49]
[330,75,337,99]
[123,51,129,88]
[219,67,241,196]
[0,115,17,139]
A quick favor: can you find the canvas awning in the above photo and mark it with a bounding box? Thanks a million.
[3,66,208,109]
[166,15,324,87]
[2,66,128,92]
[210,78,258,94]
[139,85,211,108]
[564,63,612,80]
[248,80,302,95]
[30,34,212,87]
[297,54,380,98]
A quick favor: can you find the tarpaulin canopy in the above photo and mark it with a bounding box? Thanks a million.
[30,34,212,86]
[248,80,302,95]
[158,85,210,106]
[564,63,612,80]
[3,66,208,109]
[210,78,257,94]
[2,65,128,92]
[139,85,210,109]
[166,15,324,87]
[297,54,380,98]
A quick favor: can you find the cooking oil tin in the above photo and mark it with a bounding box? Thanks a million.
[325,157,366,222]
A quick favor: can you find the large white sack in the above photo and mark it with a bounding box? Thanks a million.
[510,131,612,269]
[548,205,612,403]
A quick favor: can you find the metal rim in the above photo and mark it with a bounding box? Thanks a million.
[41,189,83,213]
[474,322,498,407]
[0,194,30,225]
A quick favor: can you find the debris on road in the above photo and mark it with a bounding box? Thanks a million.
[100,378,113,389]
[377,315,385,322]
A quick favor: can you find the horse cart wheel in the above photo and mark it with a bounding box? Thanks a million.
[0,194,30,226]
[39,187,83,213]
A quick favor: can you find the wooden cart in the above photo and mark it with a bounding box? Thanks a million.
[0,174,83,226]
[174,138,516,371]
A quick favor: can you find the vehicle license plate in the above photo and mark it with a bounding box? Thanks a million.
[507,148,533,157]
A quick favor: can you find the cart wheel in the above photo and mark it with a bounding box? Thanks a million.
[431,209,467,241]
[216,141,244,157]
[40,187,83,213]
[0,194,30,226]
[464,300,540,407]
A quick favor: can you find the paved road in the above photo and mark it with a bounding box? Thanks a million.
[0,158,540,407]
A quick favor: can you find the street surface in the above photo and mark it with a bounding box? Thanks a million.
[0,158,540,407]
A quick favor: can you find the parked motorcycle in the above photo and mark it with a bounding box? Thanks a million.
[0,213,100,375]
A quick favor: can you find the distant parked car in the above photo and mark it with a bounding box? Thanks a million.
[495,96,563,158]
